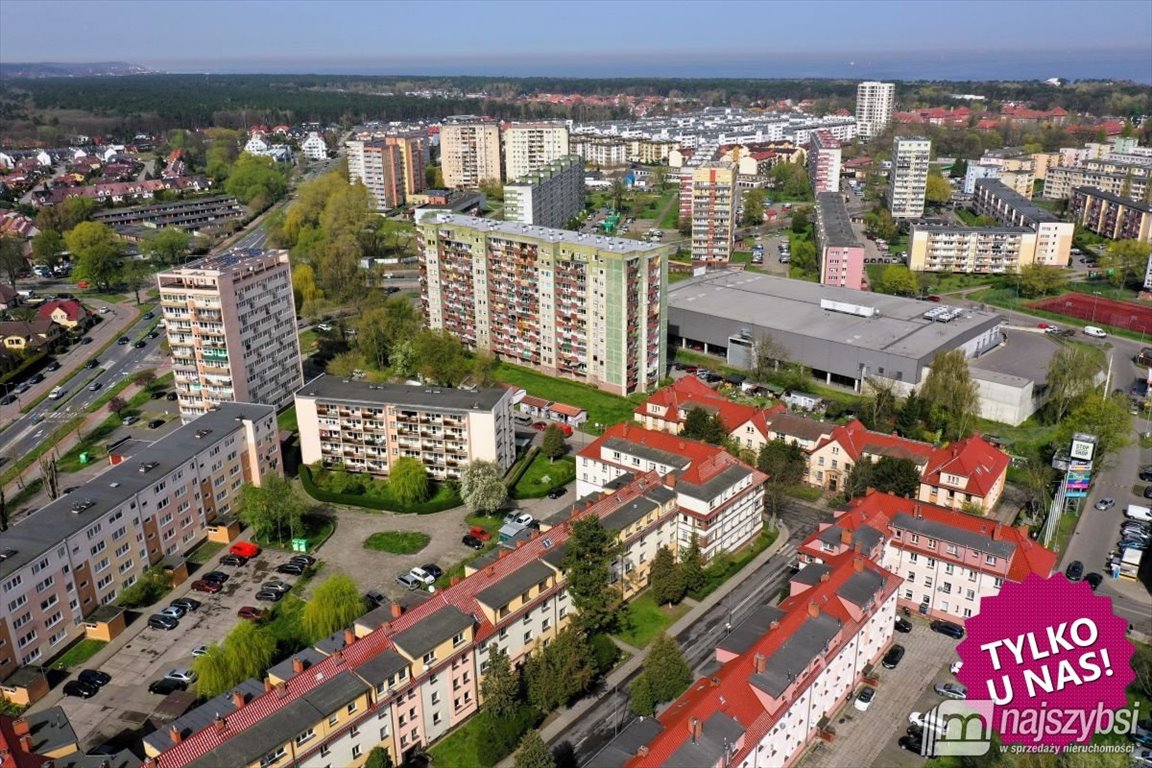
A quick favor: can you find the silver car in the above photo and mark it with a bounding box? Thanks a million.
[934,682,967,700]
[395,573,421,590]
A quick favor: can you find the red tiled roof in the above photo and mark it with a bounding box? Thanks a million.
[520,394,551,410]
[582,422,722,472]
[549,402,585,418]
[629,551,898,767]
[819,420,935,464]
[920,436,1010,499]
[0,716,47,768]
[634,377,761,432]
[37,299,87,322]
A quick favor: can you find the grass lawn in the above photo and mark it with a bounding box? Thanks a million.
[427,714,494,768]
[615,591,690,648]
[51,638,107,669]
[512,454,576,499]
[691,527,780,600]
[278,405,298,432]
[299,329,319,352]
[364,531,430,554]
[305,467,463,514]
[659,195,680,230]
[186,541,225,565]
[494,362,644,433]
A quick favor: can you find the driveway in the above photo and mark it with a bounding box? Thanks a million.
[800,619,963,768]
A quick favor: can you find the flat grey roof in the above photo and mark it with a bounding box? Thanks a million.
[816,191,860,248]
[297,374,508,411]
[476,560,556,609]
[669,271,1003,360]
[975,179,1059,223]
[25,706,78,755]
[586,717,665,768]
[719,603,787,656]
[912,220,1032,236]
[891,513,1016,559]
[391,606,473,659]
[171,248,283,273]
[602,437,692,470]
[421,212,669,253]
[751,613,841,697]
[602,496,659,532]
[972,329,1058,388]
[0,402,274,579]
[1072,186,1152,212]
[837,569,885,608]
[680,465,752,502]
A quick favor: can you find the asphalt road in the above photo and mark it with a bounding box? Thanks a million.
[0,306,167,460]
[565,501,827,763]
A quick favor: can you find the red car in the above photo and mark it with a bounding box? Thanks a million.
[531,422,547,431]
[469,526,491,542]
[237,606,263,621]
[229,541,261,559]
[558,423,574,437]
[1037,322,1052,329]
[190,580,223,594]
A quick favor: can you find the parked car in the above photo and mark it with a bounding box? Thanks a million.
[1065,560,1084,581]
[116,336,130,345]
[894,617,913,633]
[504,512,534,528]
[261,580,293,594]
[148,419,165,429]
[276,562,305,575]
[46,360,61,372]
[366,590,387,608]
[165,392,178,401]
[935,682,968,700]
[148,614,179,631]
[237,606,264,620]
[468,526,491,542]
[63,680,99,699]
[930,620,966,639]
[165,668,198,684]
[420,564,444,579]
[547,487,567,499]
[27,373,44,385]
[1095,497,1117,511]
[78,669,111,688]
[462,534,485,550]
[0,395,14,406]
[191,645,209,657]
[148,678,186,695]
[409,567,435,585]
[159,605,186,620]
[531,422,548,431]
[950,660,964,676]
[121,415,139,425]
[1083,326,1108,338]
[396,572,422,590]
[1144,486,1152,500]
[229,541,261,558]
[1085,573,1104,591]
[289,554,316,567]
[882,644,905,669]
[190,579,223,593]
[201,571,229,584]
[255,590,283,602]
[220,554,248,567]
[854,686,876,712]
[171,597,202,612]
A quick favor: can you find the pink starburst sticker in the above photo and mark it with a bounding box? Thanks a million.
[956,573,1135,749]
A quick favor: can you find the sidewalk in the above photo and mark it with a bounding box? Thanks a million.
[499,522,793,763]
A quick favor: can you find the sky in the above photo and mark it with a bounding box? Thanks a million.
[2,0,1151,81]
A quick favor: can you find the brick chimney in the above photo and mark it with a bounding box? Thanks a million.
[853,554,865,572]
[231,689,246,709]
[516,540,526,549]
[819,570,830,583]
[992,524,1002,541]
[12,718,29,737]
[264,677,274,692]
[169,724,184,744]
[839,527,851,546]
[143,759,159,768]
[769,620,780,631]
[344,628,356,647]
[333,649,345,664]
[275,681,288,698]
[292,656,305,674]
[636,745,650,757]
[213,714,227,733]
[19,735,33,754]
[688,716,703,742]
[391,602,403,619]
[530,529,540,540]
[498,548,509,559]
[753,653,768,673]
[808,600,820,618]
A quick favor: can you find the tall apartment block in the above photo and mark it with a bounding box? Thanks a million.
[1068,186,1152,244]
[418,213,671,395]
[345,140,405,211]
[815,191,865,289]
[384,133,427,198]
[888,136,931,219]
[689,161,737,262]
[855,81,895,141]
[808,130,842,194]
[0,404,280,680]
[502,122,570,181]
[295,375,516,480]
[439,117,502,188]
[159,250,303,421]
[973,179,1073,266]
[503,155,585,228]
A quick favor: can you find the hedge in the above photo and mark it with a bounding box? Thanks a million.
[299,465,462,514]
[503,446,540,491]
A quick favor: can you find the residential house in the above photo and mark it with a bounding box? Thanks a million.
[0,319,61,352]
[0,285,20,311]
[806,420,936,494]
[918,436,1010,512]
[798,490,1055,623]
[37,299,91,331]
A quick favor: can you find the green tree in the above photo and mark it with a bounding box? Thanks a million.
[950,158,968,179]
[864,207,899,241]
[1100,239,1151,288]
[770,162,812,199]
[193,620,276,698]
[514,731,556,768]
[1017,264,1068,298]
[35,196,95,234]
[122,258,154,305]
[896,391,923,437]
[879,264,918,296]
[757,438,807,517]
[364,746,394,768]
[562,516,621,634]
[1054,395,1131,469]
[460,460,508,515]
[238,474,307,544]
[925,173,953,205]
[870,456,923,498]
[390,457,430,505]
[789,239,819,279]
[354,298,421,370]
[648,546,686,606]
[541,424,567,462]
[32,229,65,268]
[481,645,520,720]
[292,263,322,312]
[680,535,705,596]
[301,574,366,642]
[1044,344,1104,423]
[790,206,811,233]
[412,329,471,386]
[629,671,657,716]
[920,349,980,440]
[64,221,122,290]
[224,152,289,206]
[144,227,191,265]
[524,626,595,711]
[0,237,25,289]
[842,460,875,501]
[681,407,728,445]
[742,188,766,227]
[610,176,628,213]
[642,633,693,705]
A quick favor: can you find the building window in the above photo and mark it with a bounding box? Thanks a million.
[295,729,315,746]
[352,745,362,759]
[259,747,286,767]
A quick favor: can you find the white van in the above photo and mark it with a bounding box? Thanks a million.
[1083,326,1107,338]
[1125,504,1152,523]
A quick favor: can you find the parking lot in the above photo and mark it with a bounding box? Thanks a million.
[800,618,963,768]
[54,546,306,751]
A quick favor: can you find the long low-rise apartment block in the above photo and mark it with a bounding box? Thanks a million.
[91,195,245,235]
[295,375,516,480]
[419,213,671,395]
[814,191,864,289]
[971,179,1073,267]
[909,221,1038,274]
[0,403,280,681]
[1068,186,1152,244]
